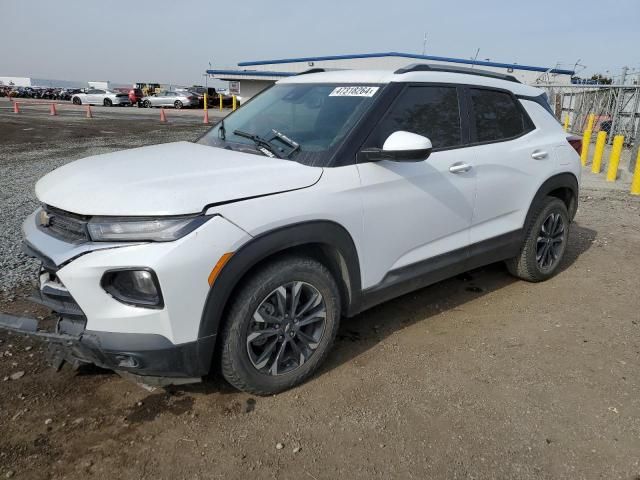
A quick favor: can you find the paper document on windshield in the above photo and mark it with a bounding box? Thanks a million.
[329,86,379,97]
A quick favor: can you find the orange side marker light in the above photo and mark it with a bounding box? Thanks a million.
[208,252,234,287]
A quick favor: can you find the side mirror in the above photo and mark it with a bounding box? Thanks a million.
[359,131,433,162]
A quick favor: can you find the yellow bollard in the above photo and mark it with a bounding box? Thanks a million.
[630,149,640,195]
[580,129,592,166]
[606,135,624,182]
[591,131,607,173]
[563,115,569,132]
[586,113,595,131]
[203,93,208,111]
[219,94,223,111]
[232,95,237,111]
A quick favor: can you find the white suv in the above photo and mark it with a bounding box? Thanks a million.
[1,65,581,394]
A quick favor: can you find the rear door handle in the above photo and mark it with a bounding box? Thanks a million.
[531,150,548,160]
[449,163,472,174]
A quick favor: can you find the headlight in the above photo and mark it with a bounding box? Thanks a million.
[87,215,211,242]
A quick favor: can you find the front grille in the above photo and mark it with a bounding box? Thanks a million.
[39,206,90,243]
[30,269,87,322]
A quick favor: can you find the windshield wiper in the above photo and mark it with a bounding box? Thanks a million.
[233,129,282,159]
[270,129,300,157]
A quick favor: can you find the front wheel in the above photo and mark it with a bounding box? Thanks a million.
[143,100,151,108]
[72,97,82,105]
[506,197,570,282]
[220,256,341,395]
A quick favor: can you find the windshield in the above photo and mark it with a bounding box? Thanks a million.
[197,83,382,166]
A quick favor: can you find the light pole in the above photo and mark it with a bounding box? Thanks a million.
[206,61,212,89]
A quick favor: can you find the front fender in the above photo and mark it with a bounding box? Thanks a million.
[197,220,362,345]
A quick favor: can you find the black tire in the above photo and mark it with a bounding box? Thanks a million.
[72,96,81,105]
[143,100,151,108]
[220,256,341,395]
[174,100,183,109]
[103,98,112,107]
[506,197,570,282]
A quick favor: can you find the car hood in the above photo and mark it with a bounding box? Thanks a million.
[35,141,323,216]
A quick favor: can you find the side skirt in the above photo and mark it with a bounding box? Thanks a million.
[352,229,523,315]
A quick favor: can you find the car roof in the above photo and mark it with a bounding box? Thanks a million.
[277,68,543,97]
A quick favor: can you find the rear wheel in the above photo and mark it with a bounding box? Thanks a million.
[103,98,112,107]
[72,96,81,105]
[506,197,569,282]
[220,256,341,395]
[143,100,151,108]
[174,100,183,109]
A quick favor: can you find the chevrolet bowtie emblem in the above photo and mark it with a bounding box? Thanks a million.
[39,210,52,227]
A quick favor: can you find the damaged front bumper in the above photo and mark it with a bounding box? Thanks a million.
[0,208,215,386]
[0,312,213,386]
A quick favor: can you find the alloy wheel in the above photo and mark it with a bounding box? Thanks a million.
[536,212,565,271]
[246,282,327,376]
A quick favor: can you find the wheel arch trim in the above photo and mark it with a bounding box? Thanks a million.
[197,220,362,343]
[526,173,579,226]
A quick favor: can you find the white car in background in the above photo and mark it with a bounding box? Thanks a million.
[142,91,199,109]
[1,65,581,395]
[71,89,131,107]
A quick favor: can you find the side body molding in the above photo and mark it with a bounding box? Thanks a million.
[198,220,362,343]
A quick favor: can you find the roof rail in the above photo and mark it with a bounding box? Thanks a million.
[296,68,326,76]
[394,63,520,83]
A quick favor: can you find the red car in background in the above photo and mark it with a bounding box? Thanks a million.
[128,88,143,107]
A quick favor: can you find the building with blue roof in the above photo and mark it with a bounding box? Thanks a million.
[206,51,575,100]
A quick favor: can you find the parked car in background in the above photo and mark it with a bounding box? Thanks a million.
[60,89,83,101]
[142,91,199,109]
[188,86,240,108]
[187,86,213,107]
[71,89,131,106]
[128,88,144,106]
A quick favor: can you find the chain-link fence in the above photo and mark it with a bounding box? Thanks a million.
[539,84,640,176]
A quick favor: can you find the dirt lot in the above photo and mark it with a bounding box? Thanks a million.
[0,111,639,480]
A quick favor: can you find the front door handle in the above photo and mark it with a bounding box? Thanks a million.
[531,150,548,160]
[449,163,472,174]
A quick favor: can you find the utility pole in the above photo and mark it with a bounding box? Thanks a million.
[620,65,628,85]
[608,66,629,145]
[206,61,212,89]
[422,33,427,56]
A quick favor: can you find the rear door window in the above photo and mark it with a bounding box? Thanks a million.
[469,88,533,142]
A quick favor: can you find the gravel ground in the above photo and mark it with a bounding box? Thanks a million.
[1,112,639,479]
[0,112,212,296]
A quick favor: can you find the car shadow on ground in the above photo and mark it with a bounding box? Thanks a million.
[180,223,597,397]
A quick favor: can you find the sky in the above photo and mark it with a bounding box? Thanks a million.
[2,0,639,86]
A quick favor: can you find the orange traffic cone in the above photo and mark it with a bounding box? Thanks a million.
[50,103,57,116]
[160,108,167,123]
[86,105,92,118]
[13,101,19,114]
[203,109,209,124]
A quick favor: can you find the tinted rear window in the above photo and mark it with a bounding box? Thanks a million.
[470,89,533,142]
